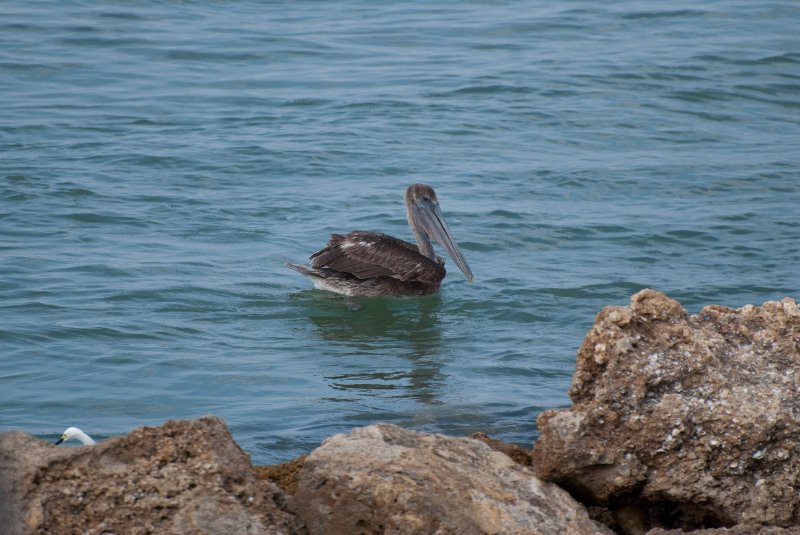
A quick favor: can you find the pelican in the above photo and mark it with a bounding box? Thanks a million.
[288,183,473,297]
[55,427,96,446]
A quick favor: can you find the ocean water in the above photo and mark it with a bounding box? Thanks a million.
[1,0,798,465]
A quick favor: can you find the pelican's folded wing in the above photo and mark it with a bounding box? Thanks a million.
[310,231,445,283]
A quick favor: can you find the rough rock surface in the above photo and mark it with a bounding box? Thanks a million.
[292,423,613,535]
[471,431,535,468]
[533,289,800,531]
[0,416,300,535]
[255,455,306,494]
[648,527,800,535]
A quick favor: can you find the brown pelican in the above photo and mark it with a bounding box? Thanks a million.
[288,183,474,297]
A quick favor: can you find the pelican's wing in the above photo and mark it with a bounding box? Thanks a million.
[310,231,445,283]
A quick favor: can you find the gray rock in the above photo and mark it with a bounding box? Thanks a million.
[533,289,800,531]
[292,423,613,535]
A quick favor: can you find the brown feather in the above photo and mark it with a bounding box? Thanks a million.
[310,231,445,284]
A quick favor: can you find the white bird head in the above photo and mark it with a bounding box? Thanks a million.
[55,426,96,446]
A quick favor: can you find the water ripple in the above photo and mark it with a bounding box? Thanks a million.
[1,0,798,464]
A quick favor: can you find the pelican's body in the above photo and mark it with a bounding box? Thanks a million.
[55,426,96,446]
[288,184,473,297]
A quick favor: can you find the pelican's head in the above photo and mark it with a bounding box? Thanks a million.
[405,183,474,282]
[55,426,96,446]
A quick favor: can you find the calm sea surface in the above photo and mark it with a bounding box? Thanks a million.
[2,1,799,464]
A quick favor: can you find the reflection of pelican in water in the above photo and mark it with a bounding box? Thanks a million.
[288,184,473,297]
[296,294,446,405]
[302,294,442,346]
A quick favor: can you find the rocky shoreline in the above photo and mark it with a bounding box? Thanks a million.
[2,290,799,534]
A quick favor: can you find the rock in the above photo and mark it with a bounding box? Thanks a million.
[532,290,800,531]
[1,416,619,535]
[292,423,613,535]
[0,416,301,535]
[255,455,306,494]
[648,527,800,535]
[471,431,535,468]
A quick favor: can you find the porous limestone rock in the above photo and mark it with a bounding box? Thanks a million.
[471,431,535,468]
[533,289,800,531]
[0,416,300,535]
[648,527,800,535]
[292,423,613,535]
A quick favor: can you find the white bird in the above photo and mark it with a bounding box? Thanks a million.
[55,426,96,446]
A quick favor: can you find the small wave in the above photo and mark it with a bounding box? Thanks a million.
[47,325,164,341]
[54,263,137,278]
[758,53,800,65]
[487,209,525,220]
[428,84,534,98]
[97,11,150,21]
[282,98,333,108]
[621,9,706,20]
[58,36,151,47]
[161,49,265,62]
[61,212,150,227]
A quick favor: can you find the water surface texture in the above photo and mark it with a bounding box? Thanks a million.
[2,1,799,464]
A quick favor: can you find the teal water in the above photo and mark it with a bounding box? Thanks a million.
[2,1,798,464]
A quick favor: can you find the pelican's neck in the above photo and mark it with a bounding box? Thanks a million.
[407,205,435,261]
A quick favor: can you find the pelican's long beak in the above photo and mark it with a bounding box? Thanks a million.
[412,201,474,282]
